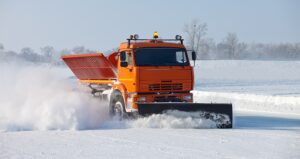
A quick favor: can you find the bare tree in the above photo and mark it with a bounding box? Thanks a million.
[224,33,238,59]
[217,33,249,59]
[41,46,55,62]
[199,38,216,59]
[183,19,207,59]
[20,47,41,62]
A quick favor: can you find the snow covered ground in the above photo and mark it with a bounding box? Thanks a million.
[194,60,300,96]
[0,60,300,159]
[1,122,299,159]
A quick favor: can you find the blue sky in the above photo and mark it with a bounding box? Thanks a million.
[0,0,299,52]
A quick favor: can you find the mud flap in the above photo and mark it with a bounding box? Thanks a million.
[137,103,233,128]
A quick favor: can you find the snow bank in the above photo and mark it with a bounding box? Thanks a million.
[193,60,300,115]
[0,63,110,131]
[195,60,300,82]
[194,91,300,115]
[194,60,300,96]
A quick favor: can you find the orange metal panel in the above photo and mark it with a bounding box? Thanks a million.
[62,53,117,80]
[80,79,115,84]
[119,41,185,50]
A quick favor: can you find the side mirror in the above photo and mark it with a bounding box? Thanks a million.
[192,51,197,61]
[120,52,126,62]
[120,61,128,67]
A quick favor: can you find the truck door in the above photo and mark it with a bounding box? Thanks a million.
[118,51,135,92]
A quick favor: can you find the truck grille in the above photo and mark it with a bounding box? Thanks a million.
[149,83,183,91]
[154,96,181,102]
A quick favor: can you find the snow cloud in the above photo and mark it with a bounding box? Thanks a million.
[0,62,110,131]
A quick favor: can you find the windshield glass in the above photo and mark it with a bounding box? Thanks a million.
[134,48,189,66]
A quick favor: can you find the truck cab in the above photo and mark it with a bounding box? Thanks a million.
[115,37,195,113]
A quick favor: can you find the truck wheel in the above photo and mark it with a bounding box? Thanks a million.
[110,94,127,119]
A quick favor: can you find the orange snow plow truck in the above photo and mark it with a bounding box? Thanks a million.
[62,32,233,128]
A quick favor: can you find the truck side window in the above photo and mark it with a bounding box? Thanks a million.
[127,52,132,65]
[120,51,132,66]
[120,52,126,62]
[176,51,187,63]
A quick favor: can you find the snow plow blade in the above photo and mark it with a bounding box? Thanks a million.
[137,103,233,128]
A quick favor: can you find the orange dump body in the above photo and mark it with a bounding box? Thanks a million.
[62,53,118,80]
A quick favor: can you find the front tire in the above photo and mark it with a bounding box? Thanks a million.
[109,94,127,119]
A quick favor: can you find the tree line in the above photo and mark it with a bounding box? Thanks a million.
[184,19,300,60]
[0,45,97,65]
[1,19,300,64]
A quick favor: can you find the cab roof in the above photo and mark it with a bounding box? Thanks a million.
[119,40,186,50]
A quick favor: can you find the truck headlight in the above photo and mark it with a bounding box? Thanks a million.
[137,96,146,102]
[183,95,192,101]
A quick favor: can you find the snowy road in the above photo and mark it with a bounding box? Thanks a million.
[1,111,299,159]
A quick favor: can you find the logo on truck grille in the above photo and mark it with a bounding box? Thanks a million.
[149,83,183,91]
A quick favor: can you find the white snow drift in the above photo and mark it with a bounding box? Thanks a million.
[0,63,111,131]
[194,91,300,115]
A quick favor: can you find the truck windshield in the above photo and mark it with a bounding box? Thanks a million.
[134,48,189,66]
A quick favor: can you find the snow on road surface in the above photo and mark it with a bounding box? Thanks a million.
[1,121,299,159]
[0,60,300,159]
